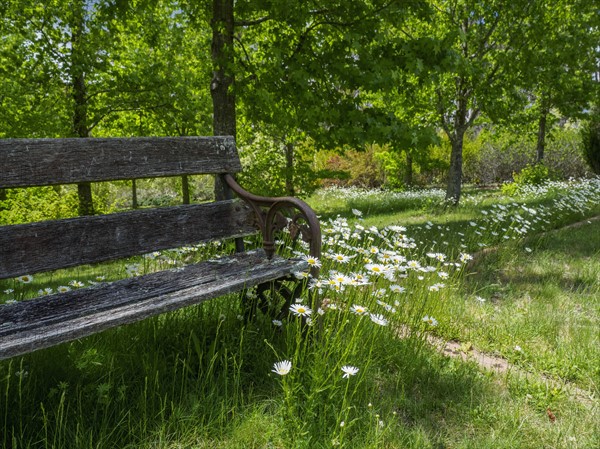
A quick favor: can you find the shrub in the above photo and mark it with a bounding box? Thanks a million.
[501,163,557,196]
[463,126,588,185]
[318,143,449,189]
[318,144,387,188]
[0,186,79,224]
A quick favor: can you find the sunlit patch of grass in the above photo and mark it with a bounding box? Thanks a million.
[458,219,600,391]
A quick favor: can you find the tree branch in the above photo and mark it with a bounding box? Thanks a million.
[436,87,452,136]
[233,34,252,70]
[86,103,170,133]
[234,16,271,27]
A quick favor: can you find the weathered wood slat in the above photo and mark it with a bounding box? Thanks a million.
[0,136,240,188]
[0,251,307,360]
[0,200,257,279]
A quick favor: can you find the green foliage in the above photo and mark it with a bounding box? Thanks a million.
[460,126,587,185]
[340,145,386,188]
[501,163,557,196]
[514,163,556,185]
[0,187,79,225]
[581,112,600,175]
[0,183,125,225]
[237,134,321,197]
[317,143,450,189]
[419,140,451,185]
[372,145,404,189]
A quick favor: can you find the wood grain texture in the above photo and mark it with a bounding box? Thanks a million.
[0,251,307,359]
[0,200,257,279]
[0,136,240,188]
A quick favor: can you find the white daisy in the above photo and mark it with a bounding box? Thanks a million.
[370,313,388,326]
[407,260,421,270]
[422,315,438,326]
[18,274,33,284]
[341,365,359,378]
[350,304,368,315]
[332,253,352,263]
[365,263,387,275]
[302,255,322,268]
[272,360,292,376]
[459,253,473,263]
[289,304,312,317]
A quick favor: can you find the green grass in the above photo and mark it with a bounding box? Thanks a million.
[1,178,600,448]
[452,219,600,392]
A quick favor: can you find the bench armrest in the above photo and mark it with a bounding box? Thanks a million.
[222,174,321,277]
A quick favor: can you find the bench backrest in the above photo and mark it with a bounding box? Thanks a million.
[0,136,258,280]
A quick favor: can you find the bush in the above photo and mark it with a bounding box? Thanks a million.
[0,186,79,225]
[317,144,387,188]
[463,126,588,185]
[318,143,448,189]
[501,163,557,196]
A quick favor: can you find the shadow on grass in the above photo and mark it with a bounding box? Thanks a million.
[466,219,600,296]
[0,304,502,449]
[366,335,506,448]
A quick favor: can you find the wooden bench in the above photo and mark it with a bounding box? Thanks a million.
[0,136,321,360]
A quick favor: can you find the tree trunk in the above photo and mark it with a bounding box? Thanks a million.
[210,0,243,253]
[132,179,138,209]
[181,175,190,204]
[211,0,236,202]
[285,142,295,196]
[446,133,464,205]
[444,77,471,206]
[71,3,94,216]
[0,188,6,211]
[536,98,549,164]
[404,151,413,186]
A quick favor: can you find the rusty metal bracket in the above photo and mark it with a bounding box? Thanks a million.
[222,173,321,278]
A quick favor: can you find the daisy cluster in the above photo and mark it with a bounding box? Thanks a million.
[468,177,600,242]
[515,177,600,201]
[281,216,464,333]
[321,185,446,202]
[276,177,600,342]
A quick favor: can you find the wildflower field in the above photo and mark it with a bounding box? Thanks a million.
[1,178,599,448]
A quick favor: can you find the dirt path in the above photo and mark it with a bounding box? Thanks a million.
[428,336,596,406]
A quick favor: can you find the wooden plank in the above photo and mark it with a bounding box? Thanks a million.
[0,136,241,188]
[0,200,257,279]
[0,251,307,360]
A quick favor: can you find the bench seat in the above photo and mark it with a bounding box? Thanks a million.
[0,250,307,360]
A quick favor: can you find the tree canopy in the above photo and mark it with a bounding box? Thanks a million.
[1,0,598,205]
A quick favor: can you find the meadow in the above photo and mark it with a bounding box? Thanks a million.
[1,177,599,448]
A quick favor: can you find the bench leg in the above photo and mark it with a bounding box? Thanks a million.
[242,277,307,322]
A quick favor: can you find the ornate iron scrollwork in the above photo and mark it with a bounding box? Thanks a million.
[222,174,321,278]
